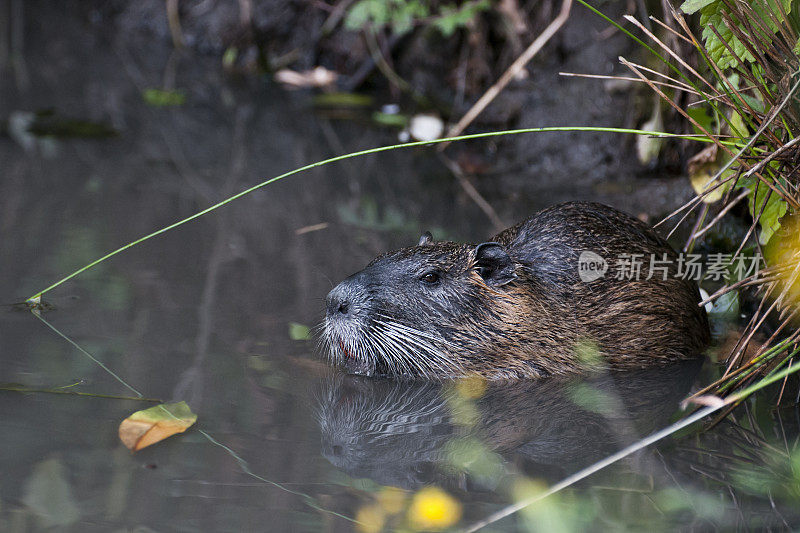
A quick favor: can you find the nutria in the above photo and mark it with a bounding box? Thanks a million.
[322,201,710,379]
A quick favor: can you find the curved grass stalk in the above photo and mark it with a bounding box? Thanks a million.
[25,127,715,303]
[464,358,800,532]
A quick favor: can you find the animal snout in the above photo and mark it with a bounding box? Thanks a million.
[326,272,375,323]
[326,279,361,318]
[326,287,351,317]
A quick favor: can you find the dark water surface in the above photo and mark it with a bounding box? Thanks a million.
[3,6,800,533]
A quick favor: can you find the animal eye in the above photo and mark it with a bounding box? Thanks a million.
[420,272,440,284]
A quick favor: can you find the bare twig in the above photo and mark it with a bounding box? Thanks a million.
[364,29,411,93]
[742,137,800,180]
[438,154,506,232]
[321,0,356,35]
[690,189,750,241]
[440,0,573,149]
[620,56,731,156]
[166,0,185,49]
[648,15,693,45]
[559,71,701,95]
[624,14,721,97]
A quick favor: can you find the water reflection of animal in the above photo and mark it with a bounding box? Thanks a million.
[323,202,709,379]
[316,360,702,490]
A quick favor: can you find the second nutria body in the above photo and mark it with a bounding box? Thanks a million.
[323,202,710,379]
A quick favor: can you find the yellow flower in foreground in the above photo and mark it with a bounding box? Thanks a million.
[408,486,462,531]
[356,503,386,533]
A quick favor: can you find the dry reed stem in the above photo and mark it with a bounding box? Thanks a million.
[441,0,573,147]
[690,189,750,241]
[558,71,701,95]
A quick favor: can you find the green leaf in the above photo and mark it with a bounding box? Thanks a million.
[372,111,409,127]
[698,0,792,69]
[288,322,311,341]
[728,110,748,138]
[222,47,238,68]
[345,0,485,37]
[725,72,740,90]
[742,177,789,245]
[434,5,461,37]
[680,0,716,14]
[345,0,388,30]
[142,88,186,107]
[433,1,490,37]
[687,106,715,135]
[391,1,427,35]
[345,0,428,35]
[313,92,373,108]
[741,92,766,114]
[699,4,752,69]
[756,194,788,246]
[794,36,800,56]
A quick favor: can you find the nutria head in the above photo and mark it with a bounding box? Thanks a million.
[322,236,523,379]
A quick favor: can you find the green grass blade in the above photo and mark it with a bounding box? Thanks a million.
[26,127,714,303]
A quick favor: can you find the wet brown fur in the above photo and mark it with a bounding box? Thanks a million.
[323,202,710,379]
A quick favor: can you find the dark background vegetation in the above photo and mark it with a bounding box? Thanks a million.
[2,0,800,531]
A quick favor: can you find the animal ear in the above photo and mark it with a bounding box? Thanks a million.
[418,231,433,246]
[474,242,516,286]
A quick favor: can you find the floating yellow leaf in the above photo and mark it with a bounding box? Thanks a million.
[119,401,197,452]
[408,486,461,531]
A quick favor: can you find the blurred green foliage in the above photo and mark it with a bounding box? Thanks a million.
[680,0,794,69]
[142,88,187,107]
[288,322,312,341]
[345,0,490,37]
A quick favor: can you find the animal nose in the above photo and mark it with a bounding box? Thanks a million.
[329,296,349,316]
[327,272,372,318]
[326,284,352,317]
